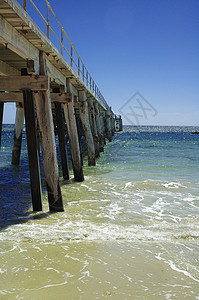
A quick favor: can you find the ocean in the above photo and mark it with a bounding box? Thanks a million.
[0,125,199,299]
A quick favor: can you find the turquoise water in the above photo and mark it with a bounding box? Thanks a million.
[0,125,199,299]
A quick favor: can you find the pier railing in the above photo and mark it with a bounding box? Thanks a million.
[21,0,110,110]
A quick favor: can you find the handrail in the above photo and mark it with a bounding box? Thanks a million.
[22,0,110,111]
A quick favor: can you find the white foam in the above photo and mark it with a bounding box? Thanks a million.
[168,260,199,282]
[162,182,187,189]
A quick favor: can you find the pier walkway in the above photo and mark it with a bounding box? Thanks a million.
[0,0,122,212]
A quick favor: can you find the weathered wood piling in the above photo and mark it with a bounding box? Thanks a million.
[115,115,123,132]
[0,0,122,212]
[12,103,24,165]
[0,102,4,148]
[63,79,84,182]
[54,101,69,180]
[23,88,43,211]
[78,91,96,166]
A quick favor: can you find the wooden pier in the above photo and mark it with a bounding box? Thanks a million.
[0,0,122,212]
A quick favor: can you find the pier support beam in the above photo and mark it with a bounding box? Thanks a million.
[88,99,100,158]
[94,102,105,152]
[0,102,4,148]
[75,114,84,167]
[55,101,69,180]
[99,108,106,147]
[23,89,42,211]
[63,79,84,181]
[78,91,96,166]
[12,103,24,165]
[111,114,115,135]
[105,110,113,141]
[35,51,64,212]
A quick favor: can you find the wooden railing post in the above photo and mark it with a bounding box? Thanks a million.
[61,27,63,56]
[47,2,50,38]
[70,46,73,67]
[23,0,26,11]
[78,58,80,76]
[82,65,84,82]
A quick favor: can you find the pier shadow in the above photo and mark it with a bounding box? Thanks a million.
[0,159,50,231]
[0,131,88,231]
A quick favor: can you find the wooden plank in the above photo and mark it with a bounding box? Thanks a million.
[0,92,72,103]
[0,75,49,91]
[51,93,70,103]
[46,59,67,87]
[0,59,20,75]
[23,89,42,211]
[54,101,69,180]
[0,9,13,13]
[0,102,4,148]
[5,17,21,22]
[0,92,22,103]
[11,103,24,165]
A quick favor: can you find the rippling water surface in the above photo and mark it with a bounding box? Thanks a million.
[0,125,199,299]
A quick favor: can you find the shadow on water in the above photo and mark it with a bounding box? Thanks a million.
[0,159,50,231]
[0,126,76,231]
[0,125,73,231]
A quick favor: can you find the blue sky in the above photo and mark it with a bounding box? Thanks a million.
[3,0,199,125]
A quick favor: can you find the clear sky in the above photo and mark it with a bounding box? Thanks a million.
[3,0,199,125]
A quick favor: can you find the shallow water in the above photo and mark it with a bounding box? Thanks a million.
[0,126,199,299]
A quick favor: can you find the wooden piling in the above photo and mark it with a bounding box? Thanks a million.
[12,103,24,165]
[115,115,123,132]
[34,51,64,212]
[78,91,96,166]
[94,102,105,152]
[111,114,115,135]
[78,135,84,167]
[54,102,69,180]
[74,113,84,167]
[23,89,42,211]
[88,99,100,158]
[99,108,106,148]
[63,79,84,182]
[0,102,4,148]
[105,110,113,142]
